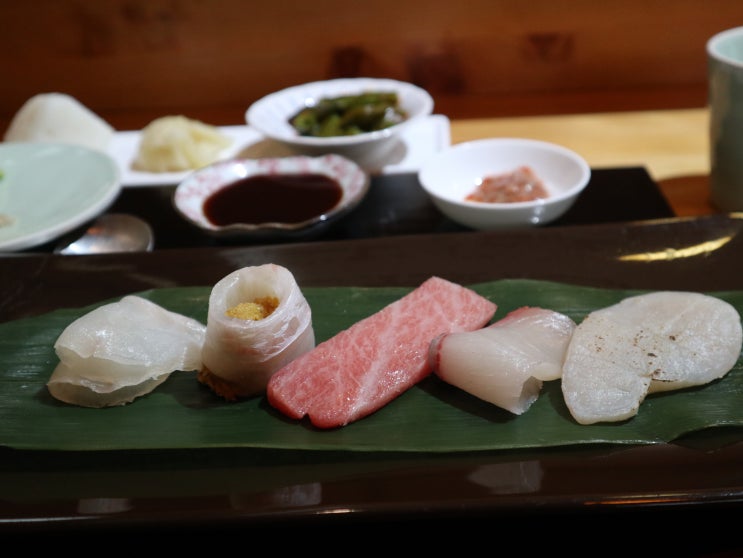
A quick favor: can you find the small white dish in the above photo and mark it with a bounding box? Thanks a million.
[0,143,120,251]
[418,138,591,230]
[245,78,434,167]
[173,154,370,239]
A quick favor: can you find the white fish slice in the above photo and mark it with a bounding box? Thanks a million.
[561,291,743,425]
[48,295,206,408]
[430,307,576,415]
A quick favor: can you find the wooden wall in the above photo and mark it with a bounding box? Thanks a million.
[2,0,743,130]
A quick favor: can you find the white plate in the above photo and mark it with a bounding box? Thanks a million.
[0,143,121,252]
[109,114,451,187]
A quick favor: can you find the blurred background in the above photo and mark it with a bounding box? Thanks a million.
[3,0,743,131]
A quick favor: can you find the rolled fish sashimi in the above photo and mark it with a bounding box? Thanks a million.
[199,264,315,400]
[48,295,206,408]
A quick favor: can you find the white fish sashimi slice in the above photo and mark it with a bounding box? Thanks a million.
[430,307,577,415]
[200,264,315,399]
[645,292,743,392]
[560,312,651,425]
[48,295,206,408]
[561,291,743,425]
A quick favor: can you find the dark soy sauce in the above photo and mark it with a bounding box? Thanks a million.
[204,173,343,226]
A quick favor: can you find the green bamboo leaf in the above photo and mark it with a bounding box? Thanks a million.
[0,279,740,452]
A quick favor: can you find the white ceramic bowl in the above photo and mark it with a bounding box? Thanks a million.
[173,154,370,239]
[418,138,591,230]
[245,78,434,167]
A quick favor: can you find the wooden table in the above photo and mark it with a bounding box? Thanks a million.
[449,107,714,217]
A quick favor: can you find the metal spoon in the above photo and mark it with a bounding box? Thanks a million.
[54,213,154,255]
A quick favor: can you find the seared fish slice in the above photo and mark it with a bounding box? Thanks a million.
[561,291,742,425]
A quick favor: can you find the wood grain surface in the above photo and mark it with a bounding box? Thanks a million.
[3,0,741,123]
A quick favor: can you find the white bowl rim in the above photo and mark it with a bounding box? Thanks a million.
[246,77,434,148]
[172,153,370,236]
[418,137,591,208]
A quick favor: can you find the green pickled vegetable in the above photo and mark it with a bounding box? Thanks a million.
[289,91,407,137]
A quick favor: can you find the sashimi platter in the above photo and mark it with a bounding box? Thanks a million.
[1,262,742,454]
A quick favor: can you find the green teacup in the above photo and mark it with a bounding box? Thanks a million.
[708,26,743,212]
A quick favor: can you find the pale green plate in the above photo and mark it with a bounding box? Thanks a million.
[0,142,120,251]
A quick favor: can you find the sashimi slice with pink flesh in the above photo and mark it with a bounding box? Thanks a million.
[266,276,497,429]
